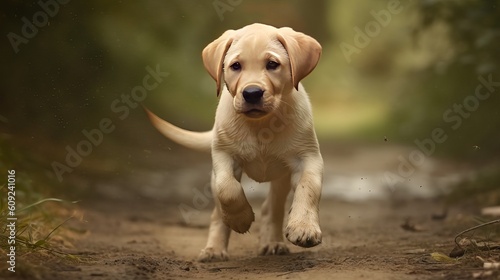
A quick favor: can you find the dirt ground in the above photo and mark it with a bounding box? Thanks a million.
[9,196,498,280]
[2,144,499,280]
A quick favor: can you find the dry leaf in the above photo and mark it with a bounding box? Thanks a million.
[431,252,459,263]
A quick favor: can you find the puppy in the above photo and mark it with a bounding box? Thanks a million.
[145,23,323,262]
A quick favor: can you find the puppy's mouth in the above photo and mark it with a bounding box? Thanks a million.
[243,109,268,118]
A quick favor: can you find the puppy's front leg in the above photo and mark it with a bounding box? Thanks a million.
[212,150,255,233]
[285,152,323,248]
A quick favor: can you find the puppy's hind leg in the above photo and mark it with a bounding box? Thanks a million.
[258,173,292,256]
[198,173,231,262]
[198,205,231,262]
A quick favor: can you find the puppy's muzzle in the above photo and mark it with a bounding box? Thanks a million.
[242,86,264,104]
[241,86,267,118]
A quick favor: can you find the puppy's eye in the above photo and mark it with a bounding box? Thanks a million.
[266,61,280,70]
[230,62,241,71]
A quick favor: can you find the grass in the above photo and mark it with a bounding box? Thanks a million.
[0,134,84,275]
[0,177,78,252]
[0,195,75,251]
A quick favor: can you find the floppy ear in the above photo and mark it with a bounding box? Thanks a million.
[277,27,322,90]
[202,30,235,96]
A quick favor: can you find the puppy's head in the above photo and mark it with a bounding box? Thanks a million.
[202,23,321,119]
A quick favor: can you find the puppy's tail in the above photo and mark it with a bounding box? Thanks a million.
[144,107,212,153]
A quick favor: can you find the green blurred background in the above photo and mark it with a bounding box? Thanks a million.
[0,0,499,200]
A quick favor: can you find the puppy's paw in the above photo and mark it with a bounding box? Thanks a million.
[197,247,229,262]
[221,203,255,233]
[285,223,322,248]
[258,242,290,256]
[285,213,322,248]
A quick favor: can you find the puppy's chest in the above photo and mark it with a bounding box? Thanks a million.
[218,127,296,182]
[236,144,290,183]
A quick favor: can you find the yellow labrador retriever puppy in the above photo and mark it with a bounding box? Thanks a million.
[146,23,323,262]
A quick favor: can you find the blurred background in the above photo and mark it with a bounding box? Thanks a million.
[0,0,499,214]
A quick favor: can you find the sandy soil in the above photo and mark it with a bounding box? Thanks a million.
[2,144,498,280]
[4,196,496,280]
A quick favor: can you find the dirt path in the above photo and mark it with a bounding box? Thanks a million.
[15,196,490,280]
[3,144,497,279]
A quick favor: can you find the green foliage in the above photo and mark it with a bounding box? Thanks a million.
[388,0,500,160]
[417,0,500,74]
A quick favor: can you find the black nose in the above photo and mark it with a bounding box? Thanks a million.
[242,86,264,104]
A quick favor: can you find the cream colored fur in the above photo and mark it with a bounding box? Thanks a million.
[145,23,323,262]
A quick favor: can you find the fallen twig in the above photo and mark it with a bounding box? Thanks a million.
[450,219,500,257]
[454,219,500,249]
[206,266,239,272]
